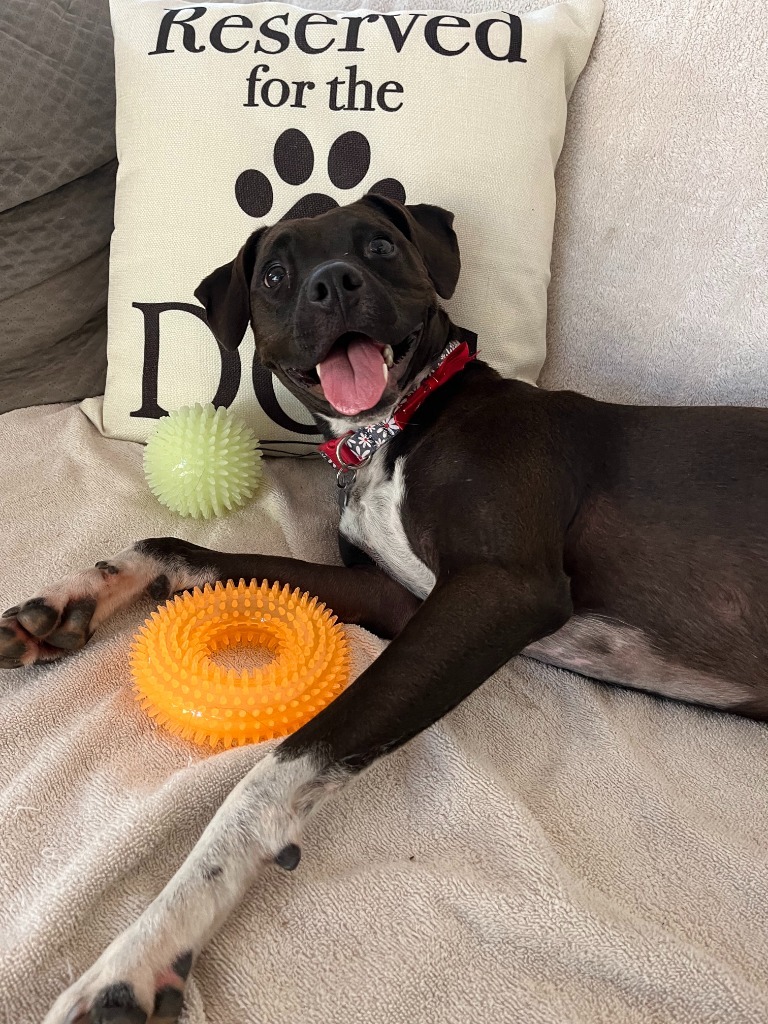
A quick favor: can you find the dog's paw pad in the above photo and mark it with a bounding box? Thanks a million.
[49,950,195,1024]
[152,987,184,1022]
[152,991,182,1022]
[171,952,193,981]
[16,596,60,637]
[275,842,302,870]
[0,612,70,668]
[150,953,192,1023]
[90,982,148,1023]
[0,623,28,663]
[46,598,97,650]
[147,575,172,602]
[95,561,121,576]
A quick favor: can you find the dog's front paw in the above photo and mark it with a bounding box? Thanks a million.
[0,551,169,669]
[0,596,94,667]
[1,580,102,667]
[44,950,193,1024]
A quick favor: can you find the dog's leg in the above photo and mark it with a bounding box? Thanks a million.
[43,564,570,1024]
[0,538,420,669]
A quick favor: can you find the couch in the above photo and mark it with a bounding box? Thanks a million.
[1,1,766,1022]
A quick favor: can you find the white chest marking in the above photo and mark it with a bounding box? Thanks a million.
[340,453,436,599]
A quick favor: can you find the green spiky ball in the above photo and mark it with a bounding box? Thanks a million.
[144,404,262,519]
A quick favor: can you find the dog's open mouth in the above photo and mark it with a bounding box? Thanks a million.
[286,327,420,416]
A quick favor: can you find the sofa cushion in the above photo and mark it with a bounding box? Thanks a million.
[0,0,115,413]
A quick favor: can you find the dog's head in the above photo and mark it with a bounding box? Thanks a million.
[194,194,460,422]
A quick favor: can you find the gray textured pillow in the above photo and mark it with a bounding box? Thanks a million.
[0,0,116,414]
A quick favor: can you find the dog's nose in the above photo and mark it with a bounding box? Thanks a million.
[307,261,364,309]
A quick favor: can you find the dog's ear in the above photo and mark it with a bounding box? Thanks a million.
[360,194,461,299]
[194,229,265,351]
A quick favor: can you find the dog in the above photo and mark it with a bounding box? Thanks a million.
[4,194,766,1023]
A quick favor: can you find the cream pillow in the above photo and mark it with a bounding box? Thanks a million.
[84,0,602,447]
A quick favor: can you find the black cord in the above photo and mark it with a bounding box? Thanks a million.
[255,439,321,459]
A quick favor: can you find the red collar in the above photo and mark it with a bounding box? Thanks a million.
[318,330,477,472]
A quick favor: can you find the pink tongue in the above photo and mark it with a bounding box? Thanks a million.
[316,336,388,416]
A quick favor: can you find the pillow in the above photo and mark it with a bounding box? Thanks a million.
[84,0,602,448]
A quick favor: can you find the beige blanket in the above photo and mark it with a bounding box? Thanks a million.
[1,402,767,1024]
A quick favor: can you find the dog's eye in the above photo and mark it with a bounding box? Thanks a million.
[368,237,395,256]
[263,264,286,288]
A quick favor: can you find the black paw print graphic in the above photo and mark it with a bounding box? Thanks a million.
[235,129,406,221]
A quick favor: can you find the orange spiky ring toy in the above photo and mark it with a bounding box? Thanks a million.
[131,580,351,748]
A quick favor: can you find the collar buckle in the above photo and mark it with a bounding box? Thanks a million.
[336,465,357,507]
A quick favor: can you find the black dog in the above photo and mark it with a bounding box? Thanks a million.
[7,194,765,1024]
